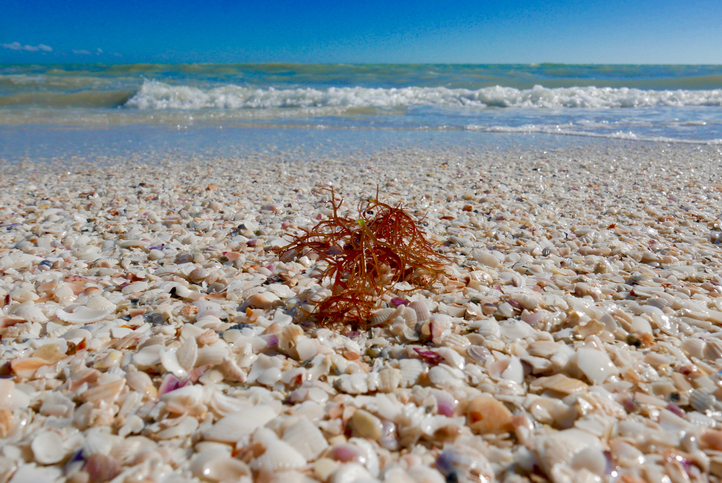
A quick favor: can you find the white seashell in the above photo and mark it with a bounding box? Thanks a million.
[682,338,706,359]
[56,306,111,324]
[282,418,329,460]
[248,354,283,384]
[399,306,417,326]
[535,428,602,475]
[156,415,200,439]
[84,294,116,312]
[690,389,718,412]
[0,379,30,410]
[251,437,306,472]
[190,450,251,482]
[31,430,67,464]
[436,347,465,370]
[10,303,48,323]
[499,319,535,340]
[575,348,619,385]
[267,283,295,299]
[377,367,402,393]
[476,318,501,339]
[329,463,374,483]
[125,371,156,398]
[246,291,281,309]
[335,373,370,395]
[704,338,722,361]
[472,249,501,268]
[202,405,277,443]
[466,345,491,365]
[177,335,198,370]
[409,300,431,323]
[399,358,424,387]
[160,347,187,379]
[369,308,397,326]
[133,344,163,368]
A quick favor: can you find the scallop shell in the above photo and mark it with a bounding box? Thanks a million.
[282,418,329,460]
[56,306,111,324]
[681,338,706,359]
[85,294,116,311]
[369,308,397,326]
[409,300,431,323]
[399,358,424,387]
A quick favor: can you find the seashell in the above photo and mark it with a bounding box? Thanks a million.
[435,443,495,483]
[442,333,470,353]
[177,335,198,370]
[472,249,501,268]
[682,338,706,359]
[251,435,306,473]
[247,291,281,309]
[9,302,48,323]
[433,389,458,417]
[535,428,602,476]
[465,345,491,365]
[80,378,125,405]
[160,347,188,379]
[125,371,157,399]
[409,300,431,323]
[283,418,329,460]
[499,319,535,340]
[335,373,370,395]
[202,405,278,443]
[690,388,718,413]
[465,394,514,434]
[31,430,67,464]
[0,408,15,438]
[476,319,500,339]
[162,385,205,416]
[609,439,646,467]
[0,379,30,410]
[156,414,200,440]
[350,409,384,441]
[377,367,401,393]
[369,308,397,326]
[190,450,251,482]
[329,462,374,483]
[83,452,121,483]
[704,338,722,361]
[10,357,54,379]
[530,373,588,395]
[56,306,111,324]
[398,358,424,388]
[84,294,116,312]
[574,347,619,385]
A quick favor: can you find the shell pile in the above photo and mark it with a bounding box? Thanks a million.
[2,142,722,482]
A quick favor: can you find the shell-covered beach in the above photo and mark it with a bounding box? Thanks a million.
[2,141,722,483]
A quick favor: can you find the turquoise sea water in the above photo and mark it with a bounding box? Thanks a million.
[1,63,721,161]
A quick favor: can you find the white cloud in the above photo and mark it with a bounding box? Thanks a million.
[2,41,53,52]
[73,49,91,55]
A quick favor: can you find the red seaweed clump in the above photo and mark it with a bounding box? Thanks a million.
[279,188,449,326]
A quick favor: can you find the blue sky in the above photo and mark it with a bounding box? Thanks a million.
[2,0,721,64]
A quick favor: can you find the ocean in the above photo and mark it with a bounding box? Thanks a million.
[1,63,721,161]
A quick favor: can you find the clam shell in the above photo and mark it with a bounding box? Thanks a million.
[690,389,717,412]
[466,345,491,365]
[251,436,306,472]
[282,418,329,460]
[574,348,619,385]
[84,294,116,311]
[56,306,111,324]
[177,335,198,370]
[476,319,501,339]
[704,338,722,361]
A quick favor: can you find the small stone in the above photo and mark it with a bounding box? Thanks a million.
[351,409,383,440]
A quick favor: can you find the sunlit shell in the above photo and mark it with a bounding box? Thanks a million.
[190,450,251,482]
[369,308,396,326]
[84,294,116,311]
[681,338,706,359]
[465,345,491,365]
[56,305,111,324]
[409,300,431,323]
[476,319,501,339]
[31,430,67,464]
[177,335,198,370]
[282,418,329,460]
[202,405,277,443]
[10,303,48,323]
[704,338,722,361]
[399,359,424,388]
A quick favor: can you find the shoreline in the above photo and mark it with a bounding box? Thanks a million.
[2,142,722,481]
